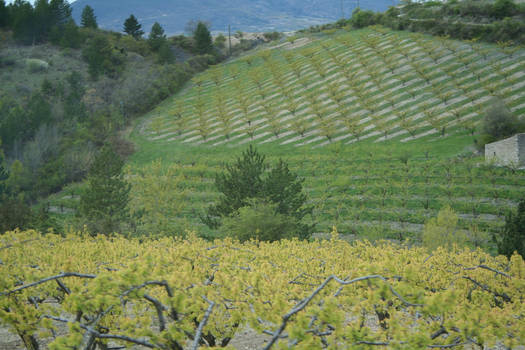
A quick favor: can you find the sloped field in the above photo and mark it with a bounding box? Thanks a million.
[63,26,521,242]
[143,26,525,148]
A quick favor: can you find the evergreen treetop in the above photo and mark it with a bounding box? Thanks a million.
[194,21,212,54]
[123,14,144,39]
[148,21,166,51]
[80,5,97,29]
[0,0,8,28]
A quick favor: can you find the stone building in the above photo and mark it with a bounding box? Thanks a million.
[485,133,525,167]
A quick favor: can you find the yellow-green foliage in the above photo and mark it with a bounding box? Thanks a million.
[422,205,468,251]
[1,230,524,349]
[126,160,188,236]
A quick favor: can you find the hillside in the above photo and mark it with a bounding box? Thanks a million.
[48,26,525,243]
[71,0,398,34]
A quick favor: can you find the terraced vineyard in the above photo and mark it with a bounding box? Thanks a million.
[50,26,525,242]
[144,26,525,147]
[114,140,524,242]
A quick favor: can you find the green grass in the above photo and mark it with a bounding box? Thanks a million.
[49,26,525,242]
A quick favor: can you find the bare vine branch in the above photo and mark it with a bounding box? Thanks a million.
[42,315,157,348]
[463,265,511,278]
[263,274,423,350]
[144,294,167,332]
[1,272,96,296]
[121,280,174,298]
[462,276,511,302]
[191,297,215,350]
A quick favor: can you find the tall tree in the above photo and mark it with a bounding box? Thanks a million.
[33,0,51,41]
[194,21,212,54]
[123,14,143,39]
[80,5,97,29]
[203,145,313,238]
[496,199,525,258]
[49,0,71,25]
[147,21,166,51]
[0,0,8,28]
[10,0,36,44]
[0,145,33,234]
[79,145,130,235]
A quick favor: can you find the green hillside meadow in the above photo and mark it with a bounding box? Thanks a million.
[51,26,525,241]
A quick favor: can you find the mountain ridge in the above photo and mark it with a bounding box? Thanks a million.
[71,0,398,34]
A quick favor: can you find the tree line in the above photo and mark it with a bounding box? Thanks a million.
[301,0,525,44]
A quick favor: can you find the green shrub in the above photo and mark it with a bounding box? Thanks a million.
[222,199,299,242]
[83,34,125,79]
[351,8,376,28]
[25,58,48,73]
[214,33,226,48]
[495,199,525,258]
[263,31,281,41]
[478,98,524,148]
[492,0,518,19]
[422,206,468,251]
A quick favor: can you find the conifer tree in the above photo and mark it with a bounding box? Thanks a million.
[49,0,71,26]
[203,146,313,238]
[80,5,97,29]
[194,21,212,54]
[0,0,8,28]
[496,199,525,258]
[123,14,144,39]
[79,145,130,235]
[148,21,166,51]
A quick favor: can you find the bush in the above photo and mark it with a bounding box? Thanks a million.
[186,54,215,72]
[478,98,524,148]
[83,34,125,79]
[222,199,299,242]
[422,206,468,251]
[492,0,518,19]
[351,8,376,28]
[118,35,150,56]
[263,31,281,41]
[0,195,32,232]
[172,35,194,51]
[25,58,48,72]
[214,33,226,48]
[495,199,525,258]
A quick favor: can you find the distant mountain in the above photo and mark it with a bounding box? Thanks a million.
[71,0,398,35]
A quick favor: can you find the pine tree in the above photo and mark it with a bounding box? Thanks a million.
[203,146,313,238]
[79,145,130,235]
[0,0,8,28]
[10,0,36,44]
[0,144,33,234]
[80,5,97,29]
[496,199,525,258]
[194,21,212,54]
[148,21,166,51]
[123,14,144,39]
[49,0,71,26]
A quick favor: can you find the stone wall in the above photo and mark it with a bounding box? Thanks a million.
[485,133,525,166]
